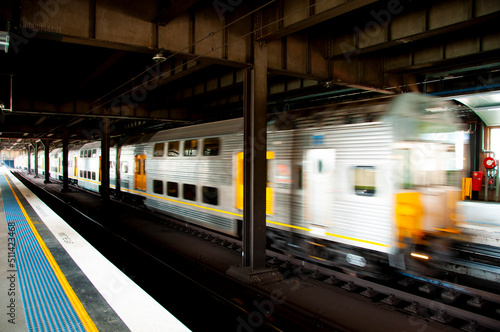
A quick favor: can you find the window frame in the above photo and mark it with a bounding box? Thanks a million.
[153,143,165,158]
[202,186,219,205]
[203,137,220,156]
[353,166,377,197]
[183,183,196,201]
[167,181,179,197]
[153,179,164,195]
[167,141,180,157]
[183,139,198,157]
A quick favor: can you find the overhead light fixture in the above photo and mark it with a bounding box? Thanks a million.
[153,51,166,63]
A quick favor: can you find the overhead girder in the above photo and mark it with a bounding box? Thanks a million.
[2,0,499,151]
[14,0,500,82]
[153,0,201,25]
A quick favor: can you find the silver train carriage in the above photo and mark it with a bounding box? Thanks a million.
[115,93,465,276]
[14,93,467,276]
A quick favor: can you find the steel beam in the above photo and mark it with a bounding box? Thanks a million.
[100,118,110,204]
[43,139,51,184]
[259,0,378,42]
[61,128,69,192]
[33,141,40,178]
[26,145,31,175]
[331,9,500,60]
[227,38,282,284]
[153,0,201,25]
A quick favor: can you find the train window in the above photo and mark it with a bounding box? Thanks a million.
[183,184,196,201]
[354,166,376,196]
[84,150,88,158]
[203,138,220,156]
[154,143,165,157]
[121,161,129,173]
[167,182,178,197]
[202,186,218,205]
[168,141,180,157]
[83,170,87,178]
[183,140,198,156]
[80,151,84,158]
[80,170,83,178]
[153,180,164,195]
[92,172,96,180]
[92,149,97,158]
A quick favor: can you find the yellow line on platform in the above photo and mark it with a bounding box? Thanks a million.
[4,174,99,332]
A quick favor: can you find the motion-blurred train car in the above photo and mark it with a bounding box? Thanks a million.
[115,93,465,276]
[12,93,469,277]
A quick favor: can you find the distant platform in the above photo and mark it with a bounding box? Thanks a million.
[0,167,190,332]
[457,201,500,246]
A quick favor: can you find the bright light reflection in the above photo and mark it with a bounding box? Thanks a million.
[411,253,429,260]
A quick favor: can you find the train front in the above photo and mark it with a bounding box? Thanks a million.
[386,93,466,275]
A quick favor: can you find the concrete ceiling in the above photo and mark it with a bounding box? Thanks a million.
[0,0,499,153]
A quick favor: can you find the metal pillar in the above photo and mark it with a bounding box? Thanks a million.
[115,144,122,199]
[43,139,51,184]
[100,118,110,203]
[61,129,69,192]
[33,142,40,178]
[227,40,281,284]
[26,145,31,174]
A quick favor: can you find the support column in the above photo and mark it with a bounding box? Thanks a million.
[227,39,281,284]
[115,144,122,199]
[34,141,40,178]
[43,139,51,184]
[26,145,31,174]
[100,118,110,204]
[61,129,69,192]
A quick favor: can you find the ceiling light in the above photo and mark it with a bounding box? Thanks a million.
[153,52,166,63]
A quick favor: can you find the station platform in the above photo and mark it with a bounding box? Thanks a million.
[457,201,500,246]
[0,167,190,332]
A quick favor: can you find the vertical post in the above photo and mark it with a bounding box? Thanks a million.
[26,145,31,174]
[242,68,253,267]
[115,144,122,199]
[62,128,69,192]
[34,141,39,178]
[227,36,281,284]
[244,40,268,271]
[100,118,110,204]
[43,139,51,184]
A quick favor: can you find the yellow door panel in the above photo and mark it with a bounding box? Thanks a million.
[235,152,274,215]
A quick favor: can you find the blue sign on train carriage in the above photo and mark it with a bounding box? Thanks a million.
[312,135,324,145]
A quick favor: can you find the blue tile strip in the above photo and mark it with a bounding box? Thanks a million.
[1,174,86,332]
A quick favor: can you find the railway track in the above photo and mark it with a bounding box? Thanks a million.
[158,218,500,331]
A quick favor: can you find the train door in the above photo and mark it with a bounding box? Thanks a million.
[134,155,147,191]
[74,156,78,177]
[304,149,336,226]
[58,157,61,174]
[235,151,274,215]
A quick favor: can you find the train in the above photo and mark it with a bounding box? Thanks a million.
[14,93,468,278]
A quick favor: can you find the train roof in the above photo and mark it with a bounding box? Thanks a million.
[122,118,244,145]
[383,93,466,141]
